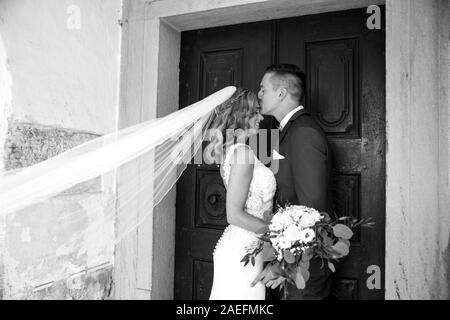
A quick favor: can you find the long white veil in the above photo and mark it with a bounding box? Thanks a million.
[0,86,236,298]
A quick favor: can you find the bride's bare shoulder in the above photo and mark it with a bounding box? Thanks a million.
[227,144,255,166]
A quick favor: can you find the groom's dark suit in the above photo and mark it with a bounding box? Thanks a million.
[274,108,333,300]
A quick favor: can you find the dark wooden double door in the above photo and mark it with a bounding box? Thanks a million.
[175,8,385,300]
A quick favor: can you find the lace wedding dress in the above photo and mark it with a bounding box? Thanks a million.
[209,143,277,300]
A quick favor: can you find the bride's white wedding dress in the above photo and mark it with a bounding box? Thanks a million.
[209,143,277,300]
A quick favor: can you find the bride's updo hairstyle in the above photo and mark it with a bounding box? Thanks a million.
[204,88,260,165]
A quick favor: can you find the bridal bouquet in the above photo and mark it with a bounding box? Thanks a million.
[241,204,374,290]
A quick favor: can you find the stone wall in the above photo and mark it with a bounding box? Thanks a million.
[385,0,450,300]
[1,122,116,299]
[16,265,114,300]
[0,0,122,299]
[4,123,99,171]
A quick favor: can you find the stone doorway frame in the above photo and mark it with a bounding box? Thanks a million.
[115,0,450,299]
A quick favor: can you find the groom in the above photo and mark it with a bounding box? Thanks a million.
[253,64,333,300]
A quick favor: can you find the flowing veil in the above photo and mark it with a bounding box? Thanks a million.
[0,86,236,298]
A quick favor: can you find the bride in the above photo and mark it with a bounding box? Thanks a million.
[205,88,277,300]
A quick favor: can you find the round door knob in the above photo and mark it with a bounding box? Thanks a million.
[208,194,218,205]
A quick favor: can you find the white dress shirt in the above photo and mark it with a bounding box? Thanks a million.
[279,105,304,131]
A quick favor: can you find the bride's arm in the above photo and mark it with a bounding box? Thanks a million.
[225,147,269,234]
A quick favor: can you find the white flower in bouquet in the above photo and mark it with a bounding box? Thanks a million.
[284,225,303,243]
[299,210,323,228]
[271,235,291,250]
[269,221,284,232]
[285,206,302,222]
[279,211,294,228]
[299,228,316,243]
[270,211,282,225]
[269,221,283,232]
[269,212,284,231]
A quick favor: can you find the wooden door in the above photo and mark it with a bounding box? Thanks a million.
[175,7,385,300]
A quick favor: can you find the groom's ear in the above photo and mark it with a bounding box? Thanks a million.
[278,87,288,101]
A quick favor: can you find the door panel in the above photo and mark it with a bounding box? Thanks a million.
[179,21,273,107]
[199,49,243,98]
[175,8,385,300]
[306,38,359,137]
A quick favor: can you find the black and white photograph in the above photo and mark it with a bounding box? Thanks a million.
[0,0,449,305]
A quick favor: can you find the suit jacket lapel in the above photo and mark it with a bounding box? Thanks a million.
[279,108,307,144]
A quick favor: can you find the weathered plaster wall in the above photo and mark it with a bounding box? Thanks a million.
[1,124,117,300]
[4,123,100,171]
[0,0,122,299]
[0,0,121,134]
[23,266,114,300]
[386,0,450,300]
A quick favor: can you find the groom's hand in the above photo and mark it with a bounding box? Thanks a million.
[251,263,283,288]
[265,276,285,289]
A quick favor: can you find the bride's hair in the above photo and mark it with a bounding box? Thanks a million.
[204,88,260,164]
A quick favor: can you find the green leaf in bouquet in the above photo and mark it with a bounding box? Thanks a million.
[279,279,286,292]
[301,248,313,262]
[299,259,310,273]
[340,238,350,248]
[294,265,310,289]
[251,256,255,266]
[332,240,350,257]
[283,249,296,264]
[351,217,376,228]
[318,228,326,238]
[284,265,296,284]
[286,277,296,287]
[294,270,305,289]
[240,254,250,266]
[319,228,334,247]
[320,212,331,222]
[328,261,336,272]
[300,265,310,283]
[332,224,354,240]
[261,245,277,262]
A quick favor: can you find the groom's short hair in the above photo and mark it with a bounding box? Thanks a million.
[265,64,306,102]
